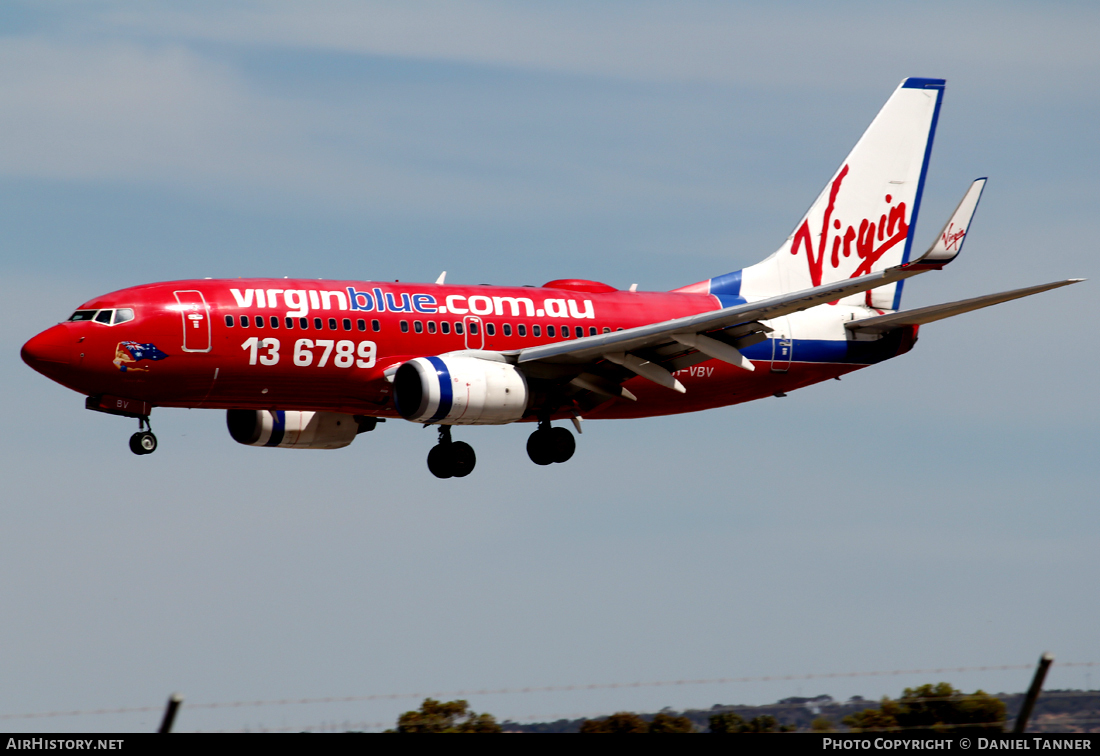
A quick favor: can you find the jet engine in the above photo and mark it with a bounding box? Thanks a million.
[226,409,371,449]
[393,355,529,425]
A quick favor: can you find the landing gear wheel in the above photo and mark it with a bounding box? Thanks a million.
[129,431,157,455]
[427,426,477,479]
[449,441,476,478]
[549,426,575,463]
[427,444,453,479]
[526,429,554,466]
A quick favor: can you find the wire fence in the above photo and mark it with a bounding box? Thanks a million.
[212,712,1100,735]
[2,660,1097,726]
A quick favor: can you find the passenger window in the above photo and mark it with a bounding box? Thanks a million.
[414,320,423,333]
[254,316,264,328]
[427,321,437,334]
[328,318,337,330]
[503,324,512,337]
[486,323,495,336]
[546,325,555,337]
[400,320,409,333]
[371,319,381,332]
[225,315,234,327]
[270,316,279,328]
[357,319,366,332]
[518,324,526,337]
[114,308,135,324]
[469,322,479,335]
[589,326,597,336]
[94,310,113,324]
[602,327,610,334]
[313,317,323,330]
[240,316,249,327]
[68,310,97,322]
[342,318,351,331]
[576,326,584,338]
[455,322,464,335]
[533,325,541,337]
[299,317,308,329]
[285,318,295,329]
[616,327,624,331]
[441,321,450,334]
[562,326,570,339]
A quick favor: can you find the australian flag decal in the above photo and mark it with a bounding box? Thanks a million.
[114,341,169,372]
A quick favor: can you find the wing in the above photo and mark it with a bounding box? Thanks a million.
[496,252,948,404]
[497,179,985,403]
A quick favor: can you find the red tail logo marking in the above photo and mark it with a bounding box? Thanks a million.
[790,164,910,288]
[941,222,965,252]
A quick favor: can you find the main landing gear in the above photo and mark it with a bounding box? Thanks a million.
[427,425,476,479]
[526,421,575,466]
[129,416,157,456]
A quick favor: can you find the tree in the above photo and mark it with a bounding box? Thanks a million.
[579,712,650,733]
[648,712,695,733]
[391,698,502,733]
[709,712,745,733]
[709,712,795,733]
[811,717,835,732]
[843,683,1006,734]
[578,711,693,733]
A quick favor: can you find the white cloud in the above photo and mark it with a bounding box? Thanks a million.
[2,2,1097,221]
[104,0,1100,87]
[0,38,309,182]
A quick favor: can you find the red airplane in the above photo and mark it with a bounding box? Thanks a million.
[21,79,1081,477]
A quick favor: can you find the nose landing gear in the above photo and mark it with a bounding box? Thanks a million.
[129,415,157,455]
[427,425,476,479]
[526,422,575,466]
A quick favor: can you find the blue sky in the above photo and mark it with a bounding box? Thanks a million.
[1,1,1097,732]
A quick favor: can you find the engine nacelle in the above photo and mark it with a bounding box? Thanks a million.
[393,355,529,425]
[226,410,365,449]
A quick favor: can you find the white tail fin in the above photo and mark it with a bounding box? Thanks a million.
[735,78,945,310]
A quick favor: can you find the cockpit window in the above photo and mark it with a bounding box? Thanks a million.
[69,308,136,325]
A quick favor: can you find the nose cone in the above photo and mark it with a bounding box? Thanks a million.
[22,324,73,372]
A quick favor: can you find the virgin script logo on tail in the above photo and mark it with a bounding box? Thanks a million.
[941,222,966,252]
[790,164,910,288]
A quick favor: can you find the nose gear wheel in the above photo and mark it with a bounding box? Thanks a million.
[129,415,157,455]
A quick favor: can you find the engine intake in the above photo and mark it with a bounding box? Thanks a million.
[393,355,529,425]
[226,410,367,449]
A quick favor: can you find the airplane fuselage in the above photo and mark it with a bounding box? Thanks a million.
[23,277,914,423]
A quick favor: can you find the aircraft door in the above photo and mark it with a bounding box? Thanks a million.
[770,315,793,373]
[173,290,212,353]
[463,316,483,349]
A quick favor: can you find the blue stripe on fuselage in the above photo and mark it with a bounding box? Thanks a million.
[708,270,747,308]
[266,410,286,446]
[739,331,911,365]
[425,356,453,422]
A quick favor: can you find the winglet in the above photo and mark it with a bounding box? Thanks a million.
[904,178,987,269]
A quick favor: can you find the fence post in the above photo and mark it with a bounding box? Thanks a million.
[158,692,184,733]
[1012,653,1053,733]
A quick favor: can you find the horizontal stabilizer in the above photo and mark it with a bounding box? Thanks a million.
[846,279,1084,333]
